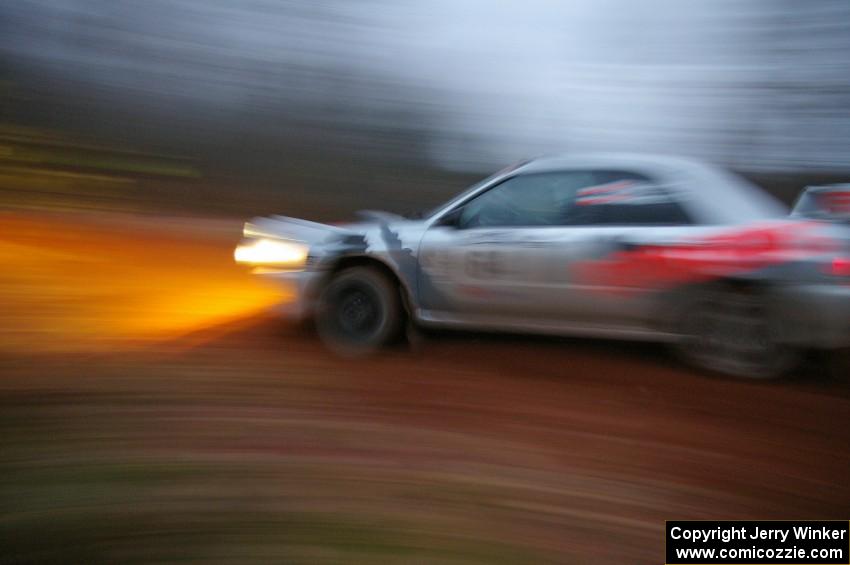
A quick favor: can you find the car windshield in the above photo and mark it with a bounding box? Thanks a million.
[792,187,850,222]
[792,190,821,217]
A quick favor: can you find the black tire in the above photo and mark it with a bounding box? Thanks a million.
[315,266,403,356]
[825,348,850,381]
[675,285,798,379]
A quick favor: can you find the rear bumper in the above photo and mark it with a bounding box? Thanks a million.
[257,269,324,321]
[773,283,850,348]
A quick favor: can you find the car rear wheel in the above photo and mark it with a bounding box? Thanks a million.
[675,286,798,379]
[315,266,403,356]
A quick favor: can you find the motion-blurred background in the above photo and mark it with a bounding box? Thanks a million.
[4,0,850,217]
[2,2,850,564]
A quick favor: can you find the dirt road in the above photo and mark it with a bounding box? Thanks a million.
[1,212,849,563]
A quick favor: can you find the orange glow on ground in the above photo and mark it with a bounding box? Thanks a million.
[0,211,286,352]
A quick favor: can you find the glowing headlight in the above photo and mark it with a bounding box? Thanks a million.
[234,238,309,269]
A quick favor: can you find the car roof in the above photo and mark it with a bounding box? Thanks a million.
[514,152,707,175]
[802,183,850,194]
[509,153,787,224]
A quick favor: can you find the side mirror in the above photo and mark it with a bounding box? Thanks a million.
[436,207,465,229]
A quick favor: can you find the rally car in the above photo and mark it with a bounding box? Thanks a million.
[792,184,850,224]
[235,154,850,378]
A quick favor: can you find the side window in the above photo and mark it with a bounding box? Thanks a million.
[458,171,597,228]
[565,170,692,226]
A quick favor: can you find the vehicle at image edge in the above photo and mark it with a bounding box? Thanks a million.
[234,153,850,378]
[792,184,850,225]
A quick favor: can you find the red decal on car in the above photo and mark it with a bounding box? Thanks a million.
[573,221,831,292]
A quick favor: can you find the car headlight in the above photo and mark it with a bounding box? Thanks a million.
[234,238,309,270]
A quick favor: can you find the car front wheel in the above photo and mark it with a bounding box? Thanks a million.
[315,266,403,356]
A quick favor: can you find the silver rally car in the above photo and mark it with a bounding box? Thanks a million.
[792,184,850,225]
[235,154,850,378]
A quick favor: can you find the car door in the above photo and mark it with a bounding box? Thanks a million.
[417,169,696,330]
[416,170,602,322]
[560,170,697,327]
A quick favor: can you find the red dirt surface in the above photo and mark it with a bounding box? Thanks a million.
[1,211,848,563]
